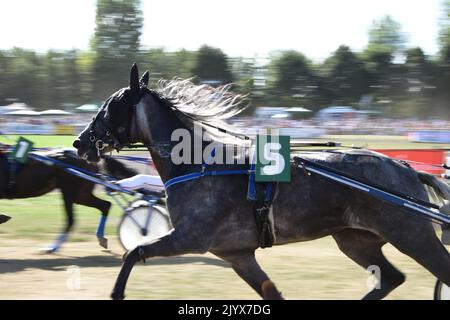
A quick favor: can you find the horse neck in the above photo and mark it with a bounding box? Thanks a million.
[133,93,189,182]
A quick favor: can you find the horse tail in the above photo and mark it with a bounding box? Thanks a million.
[101,156,138,180]
[418,171,450,215]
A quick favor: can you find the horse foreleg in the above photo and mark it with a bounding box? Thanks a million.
[215,250,283,300]
[111,229,209,300]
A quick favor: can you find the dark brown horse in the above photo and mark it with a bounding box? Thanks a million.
[0,149,136,252]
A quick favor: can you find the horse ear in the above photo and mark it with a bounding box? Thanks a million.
[140,70,150,87]
[129,63,139,91]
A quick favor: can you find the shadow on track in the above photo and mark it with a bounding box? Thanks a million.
[0,254,229,274]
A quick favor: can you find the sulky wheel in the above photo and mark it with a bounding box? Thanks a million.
[118,200,172,251]
[434,279,450,300]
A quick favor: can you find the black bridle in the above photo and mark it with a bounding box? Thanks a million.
[88,116,118,152]
[88,95,138,153]
[88,88,172,156]
[88,87,251,157]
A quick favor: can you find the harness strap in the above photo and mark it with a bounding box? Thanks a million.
[164,169,250,189]
[164,147,251,189]
[164,172,202,189]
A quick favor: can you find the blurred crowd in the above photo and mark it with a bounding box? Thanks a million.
[230,117,450,136]
[2,114,450,138]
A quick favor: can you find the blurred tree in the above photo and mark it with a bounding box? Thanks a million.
[43,51,61,108]
[91,0,143,100]
[404,47,435,90]
[137,48,196,81]
[362,16,407,115]
[137,48,173,80]
[439,1,450,62]
[229,57,256,115]
[399,47,438,117]
[171,49,197,79]
[367,15,406,56]
[322,45,369,105]
[0,49,85,110]
[75,51,96,102]
[191,45,233,85]
[268,50,316,107]
[0,48,44,108]
[61,50,83,107]
[230,57,255,94]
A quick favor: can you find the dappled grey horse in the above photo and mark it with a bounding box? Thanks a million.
[73,64,450,300]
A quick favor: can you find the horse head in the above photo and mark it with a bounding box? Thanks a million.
[73,63,149,163]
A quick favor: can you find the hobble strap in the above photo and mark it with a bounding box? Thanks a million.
[96,215,108,238]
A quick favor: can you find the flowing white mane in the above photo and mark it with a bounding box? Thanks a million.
[155,78,249,121]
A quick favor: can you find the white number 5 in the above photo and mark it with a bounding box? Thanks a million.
[16,141,29,158]
[262,142,285,176]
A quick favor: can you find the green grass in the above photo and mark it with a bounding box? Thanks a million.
[0,192,126,241]
[0,135,77,148]
[1,134,450,150]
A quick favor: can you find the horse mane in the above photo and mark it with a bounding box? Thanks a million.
[155,78,248,121]
[152,78,251,146]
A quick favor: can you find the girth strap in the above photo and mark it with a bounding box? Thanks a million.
[246,160,276,248]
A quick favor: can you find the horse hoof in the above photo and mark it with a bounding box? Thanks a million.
[261,280,284,300]
[0,214,11,225]
[39,246,59,254]
[111,292,125,300]
[98,237,108,249]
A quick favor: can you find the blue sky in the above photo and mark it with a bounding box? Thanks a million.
[0,0,444,61]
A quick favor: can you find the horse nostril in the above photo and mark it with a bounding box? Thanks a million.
[73,139,81,149]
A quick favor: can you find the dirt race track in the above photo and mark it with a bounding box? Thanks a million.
[0,234,440,300]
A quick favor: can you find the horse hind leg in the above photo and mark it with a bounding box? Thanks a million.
[333,229,405,300]
[214,250,283,300]
[357,203,450,296]
[375,214,450,290]
[74,191,111,249]
[41,192,75,253]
